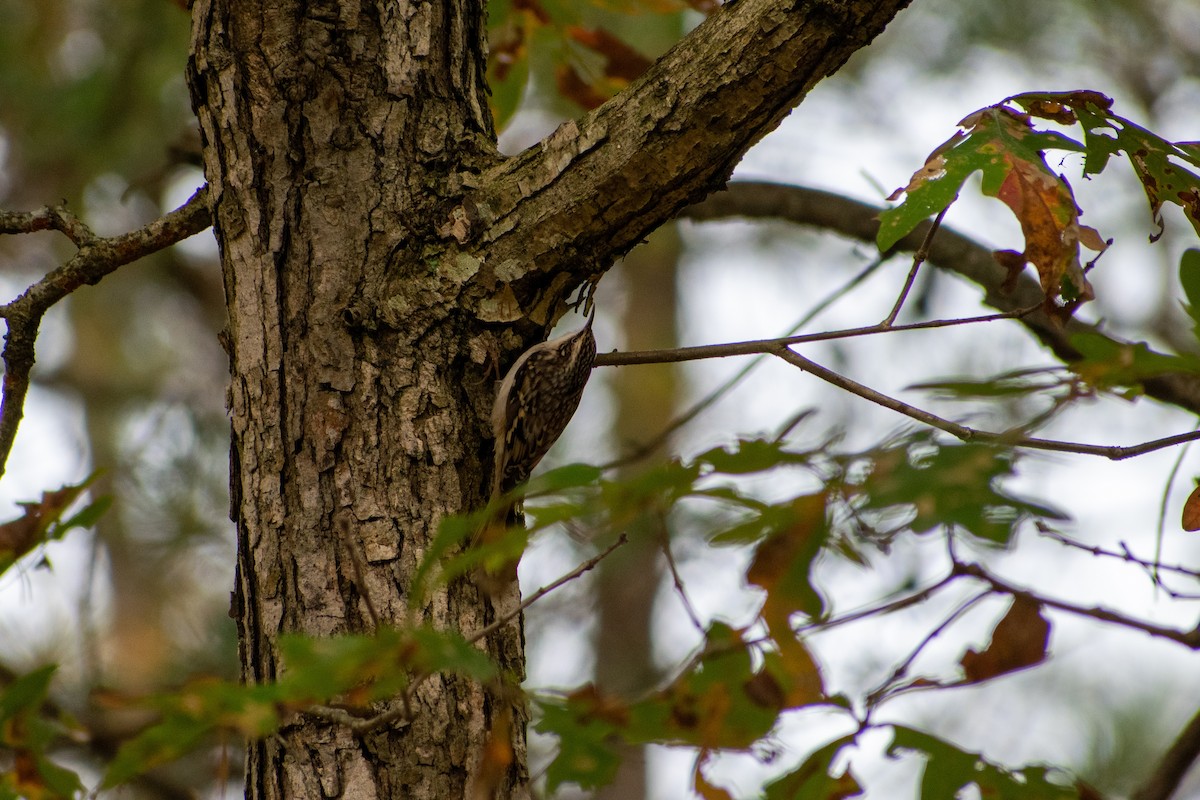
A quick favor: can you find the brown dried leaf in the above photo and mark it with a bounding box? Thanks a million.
[961,595,1050,683]
[0,486,76,561]
[1182,483,1200,531]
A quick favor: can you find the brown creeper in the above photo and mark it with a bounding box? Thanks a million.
[490,313,597,502]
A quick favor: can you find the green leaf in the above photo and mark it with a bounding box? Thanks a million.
[857,437,1067,546]
[0,664,56,722]
[1069,331,1200,392]
[410,511,481,605]
[534,690,625,793]
[1180,249,1200,342]
[623,623,786,751]
[909,367,1066,400]
[526,462,604,494]
[405,627,499,682]
[746,495,829,621]
[697,439,819,475]
[30,754,86,798]
[878,107,1084,255]
[103,711,214,788]
[1012,90,1200,239]
[53,494,113,537]
[763,735,861,800]
[0,474,108,575]
[887,725,1077,799]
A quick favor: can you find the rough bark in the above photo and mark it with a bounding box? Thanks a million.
[187,3,523,798]
[184,0,909,798]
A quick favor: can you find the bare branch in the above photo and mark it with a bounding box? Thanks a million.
[594,308,1032,367]
[681,181,1200,416]
[770,344,1200,460]
[1133,705,1200,800]
[955,561,1200,649]
[795,574,958,635]
[1036,526,1200,592]
[881,206,946,327]
[0,186,212,480]
[602,254,892,470]
[0,203,97,246]
[466,533,629,645]
[864,589,993,711]
[463,1,912,316]
[657,519,704,635]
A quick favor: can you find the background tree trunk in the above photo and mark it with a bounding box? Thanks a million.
[594,227,681,800]
[186,3,528,797]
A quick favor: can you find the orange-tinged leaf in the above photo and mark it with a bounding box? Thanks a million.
[1182,483,1200,531]
[566,684,631,728]
[761,645,824,709]
[991,147,1099,315]
[960,596,1050,683]
[747,494,829,625]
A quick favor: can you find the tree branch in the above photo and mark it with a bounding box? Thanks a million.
[1133,705,1200,800]
[770,344,1200,460]
[460,0,912,322]
[595,308,1200,460]
[0,186,212,479]
[682,181,1200,415]
[954,561,1200,649]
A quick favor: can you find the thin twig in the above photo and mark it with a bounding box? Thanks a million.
[864,589,993,712]
[0,203,97,245]
[771,345,1200,461]
[881,207,947,327]
[1036,527,1200,581]
[954,561,1200,649]
[1155,422,1197,590]
[683,182,1200,418]
[594,307,1033,368]
[794,574,958,635]
[0,186,212,480]
[657,518,704,634]
[466,533,629,644]
[602,255,892,470]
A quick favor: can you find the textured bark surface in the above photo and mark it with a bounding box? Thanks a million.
[184,0,909,798]
[187,3,525,798]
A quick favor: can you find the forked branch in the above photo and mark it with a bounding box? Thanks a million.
[0,186,212,479]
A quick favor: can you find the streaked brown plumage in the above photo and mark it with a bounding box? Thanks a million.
[490,314,597,502]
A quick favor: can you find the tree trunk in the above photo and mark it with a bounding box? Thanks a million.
[184,0,910,797]
[594,227,681,800]
[187,3,527,798]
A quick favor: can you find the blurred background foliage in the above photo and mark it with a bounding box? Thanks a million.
[1,0,1198,797]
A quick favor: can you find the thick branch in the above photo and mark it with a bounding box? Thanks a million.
[0,186,211,479]
[682,181,1200,415]
[1133,705,1200,800]
[458,0,911,321]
